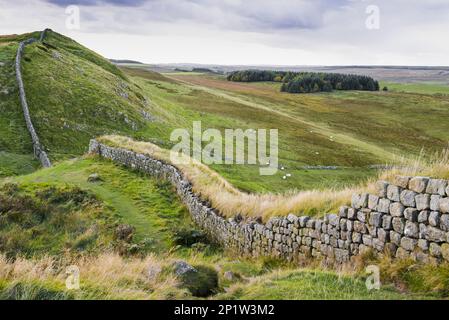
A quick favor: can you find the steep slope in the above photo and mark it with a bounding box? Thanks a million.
[0,30,155,176]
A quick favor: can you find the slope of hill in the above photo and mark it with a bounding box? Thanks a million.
[0,30,155,176]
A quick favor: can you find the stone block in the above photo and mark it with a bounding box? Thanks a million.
[429,242,442,257]
[394,175,411,188]
[382,215,393,230]
[426,179,447,195]
[392,217,405,234]
[415,194,430,210]
[390,202,404,217]
[427,226,446,242]
[429,211,440,227]
[440,198,449,214]
[400,189,416,207]
[404,221,419,239]
[400,237,417,251]
[377,198,391,214]
[404,208,418,222]
[417,210,429,223]
[387,184,402,202]
[409,176,429,193]
[368,194,379,210]
[376,181,388,198]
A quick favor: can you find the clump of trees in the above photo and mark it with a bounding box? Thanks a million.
[227,70,379,93]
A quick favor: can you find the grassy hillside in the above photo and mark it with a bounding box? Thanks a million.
[117,68,449,193]
[0,30,156,176]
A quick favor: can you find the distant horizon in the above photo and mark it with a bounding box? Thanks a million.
[1,1,449,66]
[110,61,449,69]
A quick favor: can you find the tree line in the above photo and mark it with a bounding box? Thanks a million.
[227,70,380,93]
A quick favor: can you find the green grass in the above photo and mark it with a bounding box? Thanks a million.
[10,156,191,252]
[382,81,449,95]
[0,181,115,258]
[216,269,430,300]
[0,30,156,165]
[0,152,39,177]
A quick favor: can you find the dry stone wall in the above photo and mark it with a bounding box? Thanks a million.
[15,30,51,167]
[89,139,449,264]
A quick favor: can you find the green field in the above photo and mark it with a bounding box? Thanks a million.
[382,81,449,95]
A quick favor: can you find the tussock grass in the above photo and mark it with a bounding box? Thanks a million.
[98,136,449,221]
[379,148,449,181]
[0,252,187,300]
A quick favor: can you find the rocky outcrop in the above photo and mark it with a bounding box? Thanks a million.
[15,30,51,167]
[89,139,449,265]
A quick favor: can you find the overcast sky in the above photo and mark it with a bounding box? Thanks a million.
[1,0,448,65]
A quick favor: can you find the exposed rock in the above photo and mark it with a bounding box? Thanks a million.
[173,261,197,276]
[223,271,236,281]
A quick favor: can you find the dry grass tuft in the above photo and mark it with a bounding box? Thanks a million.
[0,252,187,300]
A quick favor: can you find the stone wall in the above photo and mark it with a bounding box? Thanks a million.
[89,139,449,264]
[15,30,51,167]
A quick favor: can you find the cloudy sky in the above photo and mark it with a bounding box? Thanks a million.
[1,0,448,65]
